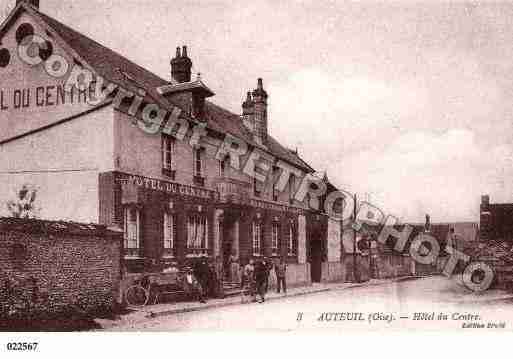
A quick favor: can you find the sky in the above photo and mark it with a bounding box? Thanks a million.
[3,0,513,222]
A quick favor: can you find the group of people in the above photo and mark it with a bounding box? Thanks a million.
[242,257,288,303]
[183,255,288,305]
[184,256,223,304]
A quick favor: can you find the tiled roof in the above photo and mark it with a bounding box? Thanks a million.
[28,7,313,172]
[0,217,121,238]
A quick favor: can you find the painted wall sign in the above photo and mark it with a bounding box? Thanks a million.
[123,174,218,201]
[249,198,304,214]
[0,85,94,111]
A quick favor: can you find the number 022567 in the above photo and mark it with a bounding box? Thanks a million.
[6,342,39,351]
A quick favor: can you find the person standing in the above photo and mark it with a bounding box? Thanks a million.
[262,257,272,293]
[229,253,240,284]
[275,257,287,294]
[215,255,224,298]
[243,259,256,298]
[254,260,268,303]
[193,257,209,303]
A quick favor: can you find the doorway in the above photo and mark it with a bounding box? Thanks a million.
[310,240,322,283]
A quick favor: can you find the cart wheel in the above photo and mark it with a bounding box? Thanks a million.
[125,285,149,307]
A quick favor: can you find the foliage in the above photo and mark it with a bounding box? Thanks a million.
[6,184,40,219]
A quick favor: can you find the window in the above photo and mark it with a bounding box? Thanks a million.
[163,212,175,257]
[193,148,205,186]
[252,221,263,256]
[124,207,140,257]
[272,167,279,202]
[288,223,296,256]
[289,174,296,204]
[187,214,208,255]
[194,148,203,177]
[272,222,280,256]
[219,155,229,177]
[162,135,175,178]
[253,178,262,198]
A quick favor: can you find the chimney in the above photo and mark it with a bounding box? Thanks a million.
[241,91,255,132]
[17,0,39,9]
[481,195,490,207]
[170,45,192,83]
[252,78,268,145]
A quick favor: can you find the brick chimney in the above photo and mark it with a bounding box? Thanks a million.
[481,195,490,207]
[171,46,192,83]
[241,91,255,132]
[252,78,268,145]
[16,0,39,9]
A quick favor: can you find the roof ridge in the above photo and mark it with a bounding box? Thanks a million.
[35,9,169,86]
[12,6,315,172]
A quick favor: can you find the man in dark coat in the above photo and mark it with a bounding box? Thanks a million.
[193,257,209,303]
[254,259,268,303]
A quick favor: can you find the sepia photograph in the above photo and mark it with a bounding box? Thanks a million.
[1,0,513,346]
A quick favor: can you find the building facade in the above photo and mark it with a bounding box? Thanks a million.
[0,2,343,287]
[480,195,513,242]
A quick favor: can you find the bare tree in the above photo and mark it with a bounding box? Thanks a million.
[6,184,40,219]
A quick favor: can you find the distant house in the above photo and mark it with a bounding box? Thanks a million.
[480,195,513,242]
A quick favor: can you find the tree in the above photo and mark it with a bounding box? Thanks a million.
[6,185,40,219]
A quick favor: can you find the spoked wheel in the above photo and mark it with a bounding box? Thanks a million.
[125,285,149,307]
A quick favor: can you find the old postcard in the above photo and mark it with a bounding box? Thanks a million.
[1,0,513,347]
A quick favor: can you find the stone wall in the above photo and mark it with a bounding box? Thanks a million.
[0,218,122,319]
[321,261,346,283]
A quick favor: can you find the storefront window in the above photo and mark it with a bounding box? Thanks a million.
[271,222,280,256]
[124,207,140,258]
[163,212,175,257]
[187,214,208,255]
[252,221,262,256]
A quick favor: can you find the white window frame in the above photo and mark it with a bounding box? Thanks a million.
[124,207,141,258]
[288,224,296,256]
[219,155,229,177]
[163,212,175,258]
[162,135,175,170]
[271,222,279,256]
[252,221,262,256]
[193,148,203,177]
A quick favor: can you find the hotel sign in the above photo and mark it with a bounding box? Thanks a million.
[0,85,91,111]
[250,199,305,214]
[122,174,218,201]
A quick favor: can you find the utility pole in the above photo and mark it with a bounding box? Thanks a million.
[353,193,357,282]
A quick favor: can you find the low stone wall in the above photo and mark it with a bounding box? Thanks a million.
[0,218,122,320]
[374,254,413,279]
[321,261,346,283]
[344,255,370,282]
[492,267,513,290]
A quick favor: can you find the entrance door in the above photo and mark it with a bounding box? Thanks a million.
[310,240,322,283]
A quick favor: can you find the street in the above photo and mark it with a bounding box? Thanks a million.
[111,276,513,331]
